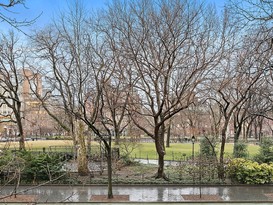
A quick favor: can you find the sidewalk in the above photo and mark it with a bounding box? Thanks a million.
[1,185,273,203]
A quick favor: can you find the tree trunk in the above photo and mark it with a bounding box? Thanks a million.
[254,120,258,140]
[246,118,254,140]
[242,121,246,141]
[166,125,171,148]
[15,101,25,151]
[77,122,89,176]
[233,115,238,143]
[219,124,228,180]
[72,133,77,160]
[258,117,263,141]
[19,135,25,151]
[18,121,25,151]
[154,124,168,180]
[234,125,242,143]
[156,153,165,178]
[114,130,120,145]
[69,117,77,160]
[105,139,113,199]
[233,126,242,157]
[87,134,91,157]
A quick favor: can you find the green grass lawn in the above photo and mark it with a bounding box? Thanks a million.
[0,140,74,151]
[0,140,260,160]
[130,142,260,160]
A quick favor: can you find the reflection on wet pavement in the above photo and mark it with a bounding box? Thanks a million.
[1,185,273,202]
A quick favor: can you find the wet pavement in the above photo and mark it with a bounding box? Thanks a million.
[1,185,273,203]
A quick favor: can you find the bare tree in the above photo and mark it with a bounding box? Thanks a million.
[229,0,273,22]
[30,0,90,176]
[24,62,76,141]
[90,30,132,145]
[0,0,41,34]
[206,100,222,138]
[32,1,129,198]
[0,31,28,150]
[231,79,273,143]
[101,0,225,179]
[228,0,273,150]
[205,25,272,178]
[80,24,131,199]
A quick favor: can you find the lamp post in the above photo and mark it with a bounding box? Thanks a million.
[191,135,195,161]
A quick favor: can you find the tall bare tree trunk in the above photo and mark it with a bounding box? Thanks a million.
[166,123,171,148]
[219,121,228,179]
[77,121,89,176]
[155,124,167,179]
[105,137,113,199]
[19,135,25,151]
[114,128,120,145]
[107,149,113,199]
[17,112,25,151]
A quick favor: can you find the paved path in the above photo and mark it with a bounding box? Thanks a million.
[1,185,273,203]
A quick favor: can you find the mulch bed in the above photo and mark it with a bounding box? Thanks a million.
[90,195,130,202]
[182,194,223,201]
[0,195,38,202]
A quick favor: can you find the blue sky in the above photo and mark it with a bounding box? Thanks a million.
[0,0,107,32]
[0,0,226,33]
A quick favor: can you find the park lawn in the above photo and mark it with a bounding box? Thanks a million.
[0,140,260,160]
[0,140,101,152]
[0,140,74,151]
[130,142,260,160]
[130,143,195,160]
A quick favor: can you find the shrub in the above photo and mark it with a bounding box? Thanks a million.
[21,152,65,182]
[233,141,248,158]
[119,138,141,165]
[0,151,26,183]
[254,137,273,163]
[199,136,217,159]
[0,151,14,168]
[227,158,273,184]
[0,151,65,183]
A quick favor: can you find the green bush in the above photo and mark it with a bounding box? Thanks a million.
[21,152,64,182]
[119,138,141,165]
[227,158,273,184]
[0,151,14,168]
[0,151,65,183]
[233,141,248,158]
[199,136,217,159]
[254,138,273,163]
[0,151,25,181]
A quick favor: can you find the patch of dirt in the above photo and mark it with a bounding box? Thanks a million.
[77,163,159,183]
[0,195,38,202]
[182,194,223,201]
[113,164,157,177]
[90,195,130,202]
